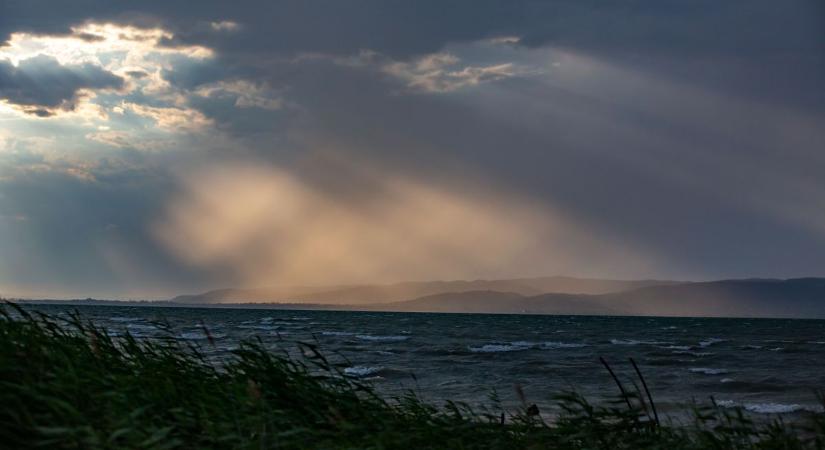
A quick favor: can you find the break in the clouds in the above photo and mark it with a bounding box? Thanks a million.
[0,1,823,299]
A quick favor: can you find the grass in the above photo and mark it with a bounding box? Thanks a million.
[2,303,825,449]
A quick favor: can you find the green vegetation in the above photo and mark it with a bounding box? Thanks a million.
[2,304,825,449]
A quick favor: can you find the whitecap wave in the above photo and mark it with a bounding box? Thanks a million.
[321,331,354,336]
[541,341,588,349]
[237,324,277,330]
[469,343,531,353]
[469,341,586,353]
[610,339,668,346]
[717,400,821,414]
[662,345,692,351]
[699,338,726,347]
[356,335,409,342]
[178,331,227,340]
[672,351,713,357]
[125,323,159,336]
[689,367,730,375]
[344,366,383,377]
[109,317,140,322]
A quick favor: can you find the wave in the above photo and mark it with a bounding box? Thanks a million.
[237,324,278,331]
[178,331,227,340]
[321,331,354,336]
[356,335,410,342]
[469,341,586,353]
[541,341,588,349]
[698,338,726,348]
[125,323,159,336]
[343,366,383,377]
[469,342,531,353]
[672,351,714,357]
[610,339,669,346]
[109,316,140,322]
[689,367,730,375]
[717,400,822,414]
[661,345,693,351]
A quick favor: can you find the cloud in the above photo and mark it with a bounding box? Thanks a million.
[210,21,241,32]
[383,53,524,93]
[194,79,282,110]
[0,55,123,115]
[120,102,213,132]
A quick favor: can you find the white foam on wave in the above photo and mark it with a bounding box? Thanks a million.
[469,341,586,353]
[541,341,588,349]
[610,339,669,346]
[344,366,383,377]
[178,331,227,340]
[699,338,726,347]
[689,367,730,375]
[661,345,692,351]
[109,317,140,322]
[469,343,531,353]
[178,331,206,340]
[237,324,277,330]
[125,323,159,336]
[321,331,354,336]
[672,350,713,357]
[720,378,736,383]
[356,335,410,342]
[717,400,822,414]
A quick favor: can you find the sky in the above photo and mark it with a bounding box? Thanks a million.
[0,1,824,299]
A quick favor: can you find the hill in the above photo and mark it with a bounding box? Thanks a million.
[373,278,825,318]
[172,276,672,305]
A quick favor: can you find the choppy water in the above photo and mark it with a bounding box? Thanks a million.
[21,304,825,417]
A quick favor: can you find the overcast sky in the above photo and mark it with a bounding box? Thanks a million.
[1,1,824,299]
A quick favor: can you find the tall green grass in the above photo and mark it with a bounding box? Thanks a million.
[2,303,824,449]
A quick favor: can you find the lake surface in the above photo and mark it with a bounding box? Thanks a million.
[22,304,825,418]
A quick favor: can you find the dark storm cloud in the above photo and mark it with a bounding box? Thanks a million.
[3,0,822,110]
[0,55,123,113]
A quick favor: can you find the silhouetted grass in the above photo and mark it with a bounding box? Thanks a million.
[2,303,824,449]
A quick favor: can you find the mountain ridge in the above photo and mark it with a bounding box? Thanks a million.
[374,278,825,318]
[172,276,676,305]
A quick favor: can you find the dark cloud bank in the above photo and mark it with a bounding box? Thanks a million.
[0,55,123,115]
